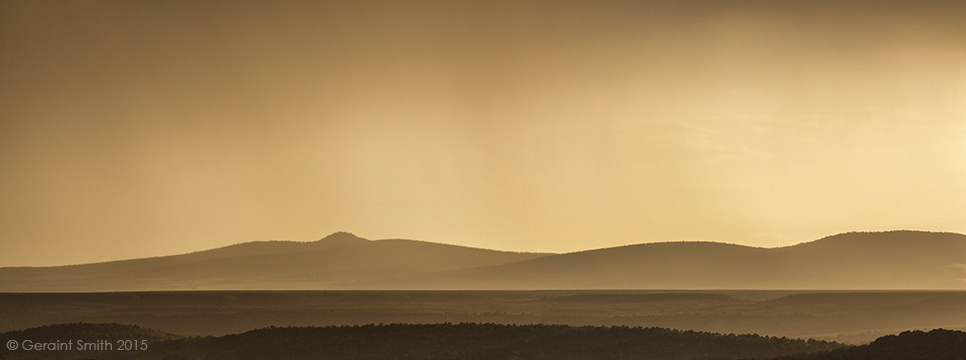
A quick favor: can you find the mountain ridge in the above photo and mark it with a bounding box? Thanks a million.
[352,230,966,290]
[1,230,964,291]
[0,232,551,291]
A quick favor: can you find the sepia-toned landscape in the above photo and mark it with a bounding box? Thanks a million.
[3,230,966,357]
[2,0,966,359]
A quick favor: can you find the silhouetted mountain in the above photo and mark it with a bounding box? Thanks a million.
[2,230,965,291]
[359,231,966,289]
[0,232,549,291]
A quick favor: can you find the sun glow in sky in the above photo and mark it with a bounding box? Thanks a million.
[1,0,965,266]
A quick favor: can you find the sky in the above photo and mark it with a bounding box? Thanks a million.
[1,0,965,266]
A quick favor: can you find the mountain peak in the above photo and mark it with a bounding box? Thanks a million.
[318,231,368,242]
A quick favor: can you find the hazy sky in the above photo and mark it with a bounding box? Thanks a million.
[2,0,965,266]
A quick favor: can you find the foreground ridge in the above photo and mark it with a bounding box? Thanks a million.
[770,329,966,360]
[1,322,844,360]
[7,323,965,359]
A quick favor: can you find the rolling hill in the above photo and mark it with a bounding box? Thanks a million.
[364,231,966,289]
[1,230,965,291]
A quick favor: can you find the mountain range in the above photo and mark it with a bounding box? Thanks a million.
[1,230,965,291]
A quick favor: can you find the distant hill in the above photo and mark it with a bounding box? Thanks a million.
[363,231,966,290]
[0,232,550,291]
[1,230,965,291]
[0,323,846,360]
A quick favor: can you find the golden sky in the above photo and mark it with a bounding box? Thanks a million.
[2,0,965,266]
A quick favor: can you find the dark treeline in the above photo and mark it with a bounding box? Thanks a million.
[1,322,842,360]
[158,323,846,360]
[15,323,966,360]
[767,329,966,360]
[1,323,181,343]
